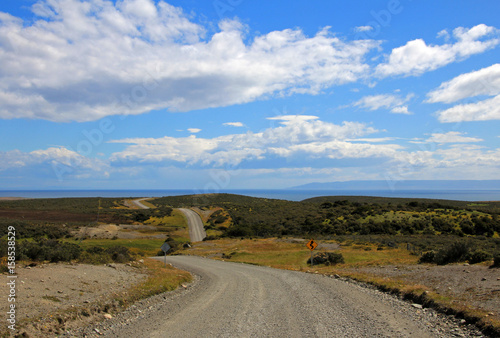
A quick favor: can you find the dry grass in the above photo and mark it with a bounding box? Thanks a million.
[113,258,191,307]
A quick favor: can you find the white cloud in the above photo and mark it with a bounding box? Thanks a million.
[0,0,379,122]
[424,131,483,144]
[436,95,500,122]
[223,122,244,127]
[353,94,413,113]
[427,64,500,103]
[375,24,499,77]
[109,115,389,167]
[0,147,108,180]
[187,128,201,133]
[355,26,373,32]
[390,106,411,115]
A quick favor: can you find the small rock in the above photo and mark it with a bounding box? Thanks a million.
[107,264,117,269]
[181,284,187,289]
[57,290,63,294]
[481,277,487,281]
[463,263,469,266]
[138,259,144,264]
[334,274,341,279]
[83,300,90,303]
[412,304,423,309]
[94,328,102,335]
[104,314,113,319]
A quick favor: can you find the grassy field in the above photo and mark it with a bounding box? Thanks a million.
[181,238,416,269]
[75,238,167,256]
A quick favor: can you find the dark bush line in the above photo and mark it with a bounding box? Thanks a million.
[9,239,134,264]
[0,220,71,239]
[419,241,493,266]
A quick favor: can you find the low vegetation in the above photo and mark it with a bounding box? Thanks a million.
[1,194,499,335]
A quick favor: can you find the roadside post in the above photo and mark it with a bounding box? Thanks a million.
[161,242,171,267]
[306,239,318,267]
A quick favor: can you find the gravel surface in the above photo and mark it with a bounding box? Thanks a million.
[72,256,486,338]
[344,264,500,321]
[178,208,207,242]
[0,262,147,336]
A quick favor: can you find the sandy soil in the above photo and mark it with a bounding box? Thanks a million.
[1,262,147,336]
[342,264,500,321]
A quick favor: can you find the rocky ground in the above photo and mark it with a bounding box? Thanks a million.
[342,264,500,324]
[1,262,147,336]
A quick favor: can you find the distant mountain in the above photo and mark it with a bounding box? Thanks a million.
[290,180,500,191]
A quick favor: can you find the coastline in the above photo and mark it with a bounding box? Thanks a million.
[1,189,500,202]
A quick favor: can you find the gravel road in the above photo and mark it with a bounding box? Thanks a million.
[131,198,150,209]
[81,256,483,338]
[178,208,206,242]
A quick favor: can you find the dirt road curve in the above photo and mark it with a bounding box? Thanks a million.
[178,208,206,242]
[131,198,150,209]
[97,256,471,338]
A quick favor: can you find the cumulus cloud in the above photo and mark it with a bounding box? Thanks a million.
[109,115,391,167]
[0,147,109,180]
[353,93,413,113]
[375,24,499,77]
[436,95,500,122]
[426,64,500,122]
[0,0,379,122]
[427,64,500,103]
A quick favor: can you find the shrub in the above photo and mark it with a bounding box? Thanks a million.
[17,239,81,262]
[466,250,492,264]
[105,246,133,263]
[307,252,344,265]
[434,241,470,265]
[78,251,112,264]
[418,251,436,264]
[491,254,500,268]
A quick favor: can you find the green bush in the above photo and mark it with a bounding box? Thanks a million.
[78,251,112,264]
[491,254,500,268]
[418,251,436,264]
[17,239,81,262]
[308,252,344,265]
[466,250,492,264]
[105,246,133,263]
[434,241,470,265]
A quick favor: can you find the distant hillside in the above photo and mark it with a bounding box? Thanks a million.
[291,180,500,191]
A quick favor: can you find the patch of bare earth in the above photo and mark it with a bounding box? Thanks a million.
[73,223,167,239]
[343,264,500,322]
[1,262,147,336]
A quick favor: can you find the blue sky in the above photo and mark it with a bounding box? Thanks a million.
[0,0,499,190]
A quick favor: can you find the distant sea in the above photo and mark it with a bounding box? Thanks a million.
[1,189,500,202]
